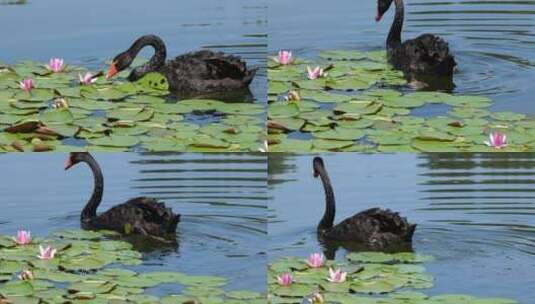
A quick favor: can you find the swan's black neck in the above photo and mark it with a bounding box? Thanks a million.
[387,0,404,50]
[81,154,103,221]
[316,165,336,232]
[127,35,167,81]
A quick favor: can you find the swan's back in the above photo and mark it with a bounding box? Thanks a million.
[390,34,456,78]
[321,208,416,247]
[163,50,256,92]
[88,197,180,237]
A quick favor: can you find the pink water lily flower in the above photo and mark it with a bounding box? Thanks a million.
[307,66,325,80]
[78,72,97,85]
[13,230,31,245]
[19,78,34,92]
[37,245,57,260]
[18,269,34,281]
[327,268,347,283]
[274,50,293,65]
[47,58,65,73]
[485,132,507,149]
[306,253,325,268]
[277,273,293,286]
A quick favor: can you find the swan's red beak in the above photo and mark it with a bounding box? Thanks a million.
[106,63,118,79]
[64,157,74,170]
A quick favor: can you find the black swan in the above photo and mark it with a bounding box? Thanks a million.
[375,0,456,86]
[313,157,415,249]
[65,152,180,239]
[105,35,257,94]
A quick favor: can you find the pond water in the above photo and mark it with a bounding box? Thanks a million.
[0,0,267,103]
[269,0,535,114]
[0,153,267,294]
[268,153,535,303]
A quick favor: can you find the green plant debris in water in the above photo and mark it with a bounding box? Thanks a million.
[268,252,518,303]
[0,230,266,303]
[0,60,265,152]
[268,50,534,152]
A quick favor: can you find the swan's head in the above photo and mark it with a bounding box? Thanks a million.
[65,152,91,170]
[313,157,325,178]
[106,51,133,79]
[376,0,394,22]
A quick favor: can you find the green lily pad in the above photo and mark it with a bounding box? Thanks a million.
[135,72,169,91]
[88,135,140,148]
[39,108,74,124]
[68,280,116,294]
[269,103,300,118]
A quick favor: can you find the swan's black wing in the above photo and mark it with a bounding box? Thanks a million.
[91,197,180,236]
[127,197,178,220]
[359,208,416,241]
[391,34,456,78]
[163,50,257,92]
[323,208,416,247]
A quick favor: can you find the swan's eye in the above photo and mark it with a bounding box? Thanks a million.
[115,59,125,69]
[113,54,130,70]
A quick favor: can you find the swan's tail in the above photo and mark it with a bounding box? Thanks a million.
[167,213,180,233]
[242,67,258,86]
[160,204,180,234]
[428,35,456,76]
[404,223,417,242]
[390,211,416,242]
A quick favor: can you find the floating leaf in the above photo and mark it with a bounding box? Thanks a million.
[88,135,140,148]
[135,72,169,91]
